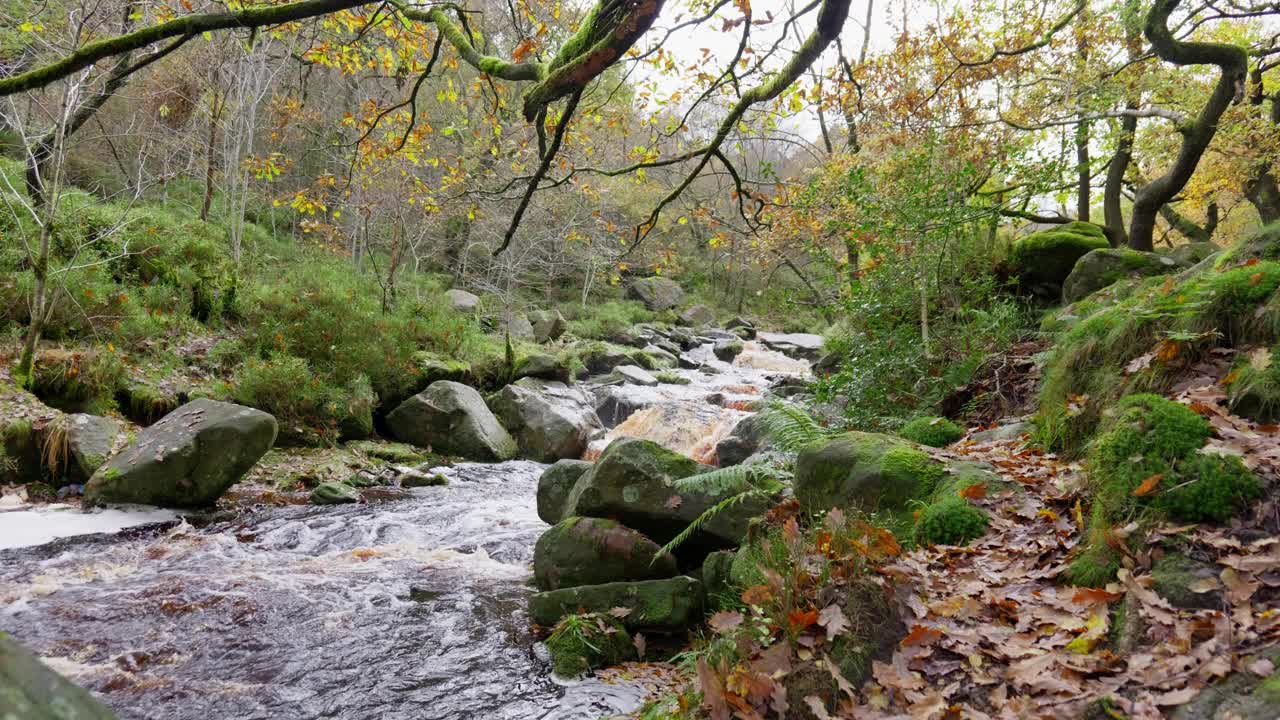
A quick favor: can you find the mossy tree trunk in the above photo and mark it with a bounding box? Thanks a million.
[1245,66,1280,224]
[1128,0,1248,252]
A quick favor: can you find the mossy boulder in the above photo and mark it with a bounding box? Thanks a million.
[84,399,277,508]
[0,632,117,720]
[793,432,946,514]
[898,416,964,448]
[533,517,678,591]
[490,378,601,462]
[563,438,771,554]
[537,459,593,524]
[529,576,705,632]
[713,338,744,362]
[1171,647,1280,720]
[311,481,359,504]
[62,413,124,482]
[700,550,737,610]
[545,613,634,677]
[1062,247,1183,303]
[386,380,517,461]
[678,304,716,327]
[1151,554,1223,610]
[1009,221,1110,299]
[627,276,684,311]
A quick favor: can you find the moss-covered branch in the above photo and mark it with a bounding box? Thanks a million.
[0,0,376,96]
[406,6,545,81]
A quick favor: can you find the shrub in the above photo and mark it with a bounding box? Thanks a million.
[564,299,654,340]
[545,612,634,677]
[914,496,988,546]
[898,416,963,447]
[231,355,373,446]
[31,349,124,414]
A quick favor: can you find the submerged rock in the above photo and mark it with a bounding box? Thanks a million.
[533,517,678,591]
[627,276,684,311]
[387,381,517,461]
[0,632,117,719]
[84,399,277,508]
[537,459,593,524]
[529,576,705,631]
[490,378,601,462]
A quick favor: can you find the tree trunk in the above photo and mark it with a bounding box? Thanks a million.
[1075,115,1090,222]
[200,85,224,222]
[1245,70,1280,224]
[1128,0,1247,251]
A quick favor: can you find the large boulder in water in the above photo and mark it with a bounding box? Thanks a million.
[386,381,517,461]
[563,438,771,553]
[1008,221,1110,300]
[83,399,277,508]
[0,632,118,719]
[1061,247,1184,303]
[529,576,705,632]
[533,516,678,591]
[490,378,601,462]
[757,331,824,361]
[537,459,592,524]
[627,276,684,311]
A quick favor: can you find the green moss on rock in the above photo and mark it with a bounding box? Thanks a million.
[898,416,964,448]
[545,612,634,677]
[794,432,948,514]
[1009,223,1110,299]
[529,576,705,632]
[532,516,678,591]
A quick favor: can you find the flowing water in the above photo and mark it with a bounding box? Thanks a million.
[0,340,807,720]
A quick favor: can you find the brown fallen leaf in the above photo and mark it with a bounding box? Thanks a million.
[1132,473,1164,497]
[901,624,943,648]
[708,610,743,634]
[817,604,849,640]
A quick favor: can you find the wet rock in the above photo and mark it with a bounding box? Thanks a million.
[0,632,117,719]
[714,414,769,467]
[627,276,685,311]
[726,316,755,332]
[1062,247,1184,303]
[529,309,568,343]
[529,576,705,632]
[396,467,448,488]
[794,431,991,514]
[537,459,593,524]
[642,345,679,369]
[311,481,359,504]
[62,413,124,482]
[1151,554,1224,610]
[446,288,480,314]
[533,517,678,591]
[813,350,842,376]
[713,339,744,362]
[676,353,701,370]
[678,304,716,327]
[490,378,601,462]
[729,326,754,340]
[667,327,698,350]
[573,342,644,375]
[594,388,650,428]
[611,365,659,387]
[564,438,770,553]
[386,381,517,462]
[84,399,277,509]
[757,331,824,360]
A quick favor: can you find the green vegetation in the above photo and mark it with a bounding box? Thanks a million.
[544,612,634,677]
[898,416,964,447]
[914,495,988,546]
[1008,221,1110,296]
[1226,345,1280,422]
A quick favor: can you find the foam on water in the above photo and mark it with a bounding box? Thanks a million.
[0,504,180,550]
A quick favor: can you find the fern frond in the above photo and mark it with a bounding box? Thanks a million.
[757,400,841,452]
[655,487,774,561]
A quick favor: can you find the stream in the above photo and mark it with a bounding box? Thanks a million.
[0,339,811,719]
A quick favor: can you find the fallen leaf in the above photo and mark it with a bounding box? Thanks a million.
[959,483,987,500]
[633,632,646,659]
[664,494,683,510]
[1132,473,1164,497]
[708,610,744,634]
[901,624,942,647]
[817,604,849,640]
[788,607,819,632]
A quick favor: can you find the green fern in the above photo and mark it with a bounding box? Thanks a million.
[755,401,842,452]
